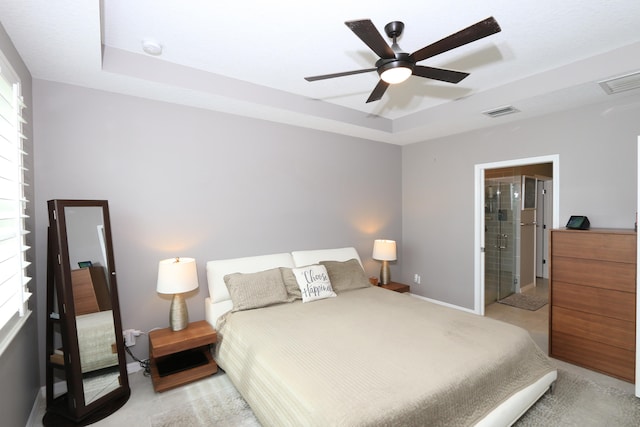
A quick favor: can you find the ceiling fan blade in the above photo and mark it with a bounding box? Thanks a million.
[304,68,377,82]
[345,19,395,59]
[412,65,469,84]
[410,17,501,63]
[366,80,390,103]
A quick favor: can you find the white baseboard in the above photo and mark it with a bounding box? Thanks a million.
[520,282,535,293]
[127,361,143,374]
[409,293,477,314]
[27,389,43,427]
[37,379,66,398]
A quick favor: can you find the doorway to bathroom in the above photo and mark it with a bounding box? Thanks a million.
[474,155,560,315]
[484,174,519,304]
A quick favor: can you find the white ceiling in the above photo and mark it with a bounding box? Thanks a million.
[1,0,640,145]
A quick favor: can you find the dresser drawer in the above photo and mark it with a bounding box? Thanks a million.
[551,306,635,350]
[551,230,636,263]
[550,331,635,382]
[552,281,636,321]
[551,256,635,293]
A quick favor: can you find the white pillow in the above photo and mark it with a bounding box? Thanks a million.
[292,264,337,303]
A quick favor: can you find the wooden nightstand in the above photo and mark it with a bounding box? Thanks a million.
[149,320,218,392]
[380,281,410,293]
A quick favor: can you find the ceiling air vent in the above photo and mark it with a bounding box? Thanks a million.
[482,105,520,118]
[599,71,640,95]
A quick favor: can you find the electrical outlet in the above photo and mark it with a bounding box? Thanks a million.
[414,274,421,284]
[123,329,136,346]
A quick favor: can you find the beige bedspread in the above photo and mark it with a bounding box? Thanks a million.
[216,286,554,427]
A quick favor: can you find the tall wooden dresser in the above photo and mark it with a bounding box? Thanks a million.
[549,228,636,382]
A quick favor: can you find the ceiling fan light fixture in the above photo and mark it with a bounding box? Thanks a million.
[378,57,414,84]
[380,66,412,84]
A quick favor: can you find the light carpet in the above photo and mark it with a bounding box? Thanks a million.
[149,374,260,427]
[149,367,639,427]
[515,368,640,426]
[498,293,548,311]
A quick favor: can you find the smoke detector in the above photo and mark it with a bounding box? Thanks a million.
[142,39,163,56]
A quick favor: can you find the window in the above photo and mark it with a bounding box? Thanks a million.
[0,49,31,354]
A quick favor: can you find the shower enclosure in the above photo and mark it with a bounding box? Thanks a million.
[484,176,520,305]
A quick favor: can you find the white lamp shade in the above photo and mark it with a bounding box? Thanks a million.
[156,257,199,294]
[372,240,397,261]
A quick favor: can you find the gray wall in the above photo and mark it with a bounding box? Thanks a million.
[33,81,402,380]
[0,21,39,427]
[402,95,640,308]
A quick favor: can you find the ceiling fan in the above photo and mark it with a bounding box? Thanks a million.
[304,17,501,103]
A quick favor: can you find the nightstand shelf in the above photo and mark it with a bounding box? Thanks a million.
[149,320,218,392]
[380,281,410,293]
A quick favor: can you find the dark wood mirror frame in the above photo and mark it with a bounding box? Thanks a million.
[44,200,130,425]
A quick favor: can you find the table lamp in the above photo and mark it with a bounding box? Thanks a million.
[372,239,396,285]
[157,257,199,331]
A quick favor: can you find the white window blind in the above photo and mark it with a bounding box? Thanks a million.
[0,49,31,348]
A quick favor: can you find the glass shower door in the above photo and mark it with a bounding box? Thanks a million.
[484,177,518,305]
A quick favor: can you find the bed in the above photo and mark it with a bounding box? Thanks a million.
[204,247,557,426]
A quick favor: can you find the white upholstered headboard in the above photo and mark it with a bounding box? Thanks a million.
[207,252,295,304]
[205,247,363,327]
[205,252,295,327]
[291,247,362,267]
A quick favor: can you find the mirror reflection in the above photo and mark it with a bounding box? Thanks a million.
[65,206,120,404]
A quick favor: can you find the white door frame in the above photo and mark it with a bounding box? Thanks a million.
[635,136,639,397]
[535,179,552,278]
[474,154,560,315]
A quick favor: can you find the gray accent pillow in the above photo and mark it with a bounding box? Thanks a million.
[320,259,370,293]
[224,268,291,312]
[280,267,302,300]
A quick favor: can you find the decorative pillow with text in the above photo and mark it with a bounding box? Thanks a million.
[292,264,337,303]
